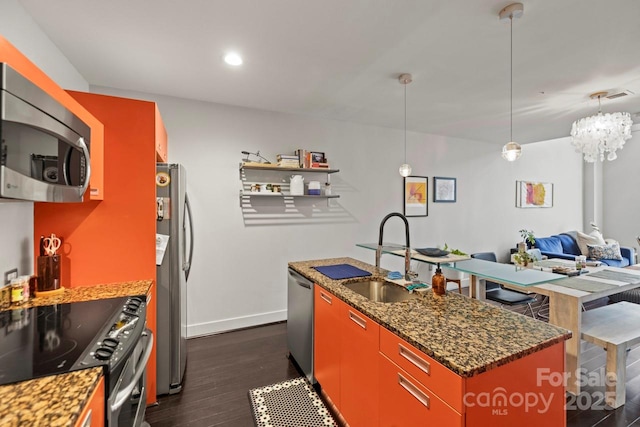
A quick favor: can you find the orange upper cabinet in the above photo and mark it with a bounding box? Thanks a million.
[155,105,168,162]
[34,92,164,288]
[0,34,105,201]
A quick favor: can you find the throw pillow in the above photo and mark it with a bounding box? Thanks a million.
[576,231,606,256]
[587,242,623,261]
[534,236,563,253]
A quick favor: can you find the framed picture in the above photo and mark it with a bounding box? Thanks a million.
[433,177,457,203]
[516,181,553,208]
[310,151,326,163]
[404,176,428,217]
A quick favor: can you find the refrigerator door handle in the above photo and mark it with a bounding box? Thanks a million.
[183,192,194,281]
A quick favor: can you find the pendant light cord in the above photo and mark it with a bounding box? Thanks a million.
[598,94,602,114]
[404,83,407,163]
[510,14,513,143]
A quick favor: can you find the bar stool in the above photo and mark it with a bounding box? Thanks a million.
[442,267,464,294]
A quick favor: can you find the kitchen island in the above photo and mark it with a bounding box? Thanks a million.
[0,280,152,427]
[289,257,571,426]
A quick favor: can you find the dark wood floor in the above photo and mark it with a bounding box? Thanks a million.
[146,296,640,426]
[145,322,300,426]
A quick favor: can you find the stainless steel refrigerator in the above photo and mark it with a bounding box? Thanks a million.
[156,163,194,395]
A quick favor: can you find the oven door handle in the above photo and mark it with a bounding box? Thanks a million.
[110,329,154,412]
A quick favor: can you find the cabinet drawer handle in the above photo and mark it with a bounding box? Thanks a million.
[398,373,430,409]
[320,292,332,305]
[399,343,430,375]
[348,310,367,329]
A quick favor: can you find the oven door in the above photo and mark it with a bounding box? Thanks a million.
[108,329,153,427]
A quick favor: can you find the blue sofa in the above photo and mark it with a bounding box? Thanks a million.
[534,231,635,268]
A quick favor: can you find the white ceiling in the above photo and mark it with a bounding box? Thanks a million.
[18,0,640,145]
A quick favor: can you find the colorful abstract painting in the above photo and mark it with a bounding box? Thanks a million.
[516,181,553,208]
[404,176,428,216]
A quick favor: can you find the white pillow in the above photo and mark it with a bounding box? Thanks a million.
[577,231,605,256]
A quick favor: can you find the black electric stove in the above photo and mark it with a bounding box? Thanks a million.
[0,295,146,387]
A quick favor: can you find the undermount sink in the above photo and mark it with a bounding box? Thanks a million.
[343,280,416,303]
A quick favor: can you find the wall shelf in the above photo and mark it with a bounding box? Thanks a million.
[240,191,340,199]
[239,162,340,207]
[239,163,339,174]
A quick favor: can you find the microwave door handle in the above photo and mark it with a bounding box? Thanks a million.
[77,137,91,197]
[110,329,153,412]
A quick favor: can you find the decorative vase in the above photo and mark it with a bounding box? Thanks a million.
[517,241,526,253]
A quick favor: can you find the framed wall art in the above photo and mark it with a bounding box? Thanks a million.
[516,181,553,208]
[433,176,457,203]
[404,176,428,217]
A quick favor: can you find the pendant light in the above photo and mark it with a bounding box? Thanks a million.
[398,73,413,177]
[570,92,633,162]
[499,3,523,162]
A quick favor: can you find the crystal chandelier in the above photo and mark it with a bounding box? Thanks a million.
[499,3,524,162]
[570,92,633,162]
[398,73,412,177]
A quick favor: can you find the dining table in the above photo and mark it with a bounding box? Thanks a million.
[529,265,640,395]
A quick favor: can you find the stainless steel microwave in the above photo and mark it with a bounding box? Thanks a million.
[0,62,91,203]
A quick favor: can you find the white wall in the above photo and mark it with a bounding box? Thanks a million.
[602,125,640,251]
[0,0,89,92]
[0,1,89,279]
[92,86,583,337]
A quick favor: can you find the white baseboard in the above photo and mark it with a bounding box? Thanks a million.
[187,309,287,338]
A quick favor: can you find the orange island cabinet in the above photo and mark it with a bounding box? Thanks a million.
[34,92,168,405]
[314,286,567,427]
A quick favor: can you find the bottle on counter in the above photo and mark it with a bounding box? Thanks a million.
[10,278,24,306]
[20,275,31,301]
[432,266,446,296]
[0,283,11,308]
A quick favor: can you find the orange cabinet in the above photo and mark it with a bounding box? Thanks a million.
[381,326,566,427]
[379,354,462,427]
[313,287,567,427]
[464,343,566,426]
[339,302,379,426]
[380,326,463,413]
[74,375,105,427]
[0,35,105,200]
[313,286,342,408]
[155,105,168,162]
[34,92,164,405]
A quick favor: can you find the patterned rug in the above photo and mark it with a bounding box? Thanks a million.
[248,377,337,427]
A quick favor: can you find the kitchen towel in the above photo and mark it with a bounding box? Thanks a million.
[313,264,372,280]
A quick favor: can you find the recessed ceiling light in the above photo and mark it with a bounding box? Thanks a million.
[224,52,243,66]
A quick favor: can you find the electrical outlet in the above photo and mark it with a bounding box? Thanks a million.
[4,268,18,285]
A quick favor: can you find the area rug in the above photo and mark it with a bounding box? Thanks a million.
[248,377,338,427]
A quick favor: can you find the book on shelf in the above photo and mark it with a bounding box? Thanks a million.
[276,154,299,161]
[277,160,301,168]
[310,162,330,168]
[295,149,307,168]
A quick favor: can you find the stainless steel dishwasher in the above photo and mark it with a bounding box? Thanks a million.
[287,268,315,383]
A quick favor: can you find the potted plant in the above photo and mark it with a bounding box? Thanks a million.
[513,251,533,267]
[518,229,535,253]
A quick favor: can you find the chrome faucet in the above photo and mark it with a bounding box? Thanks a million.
[376,212,413,281]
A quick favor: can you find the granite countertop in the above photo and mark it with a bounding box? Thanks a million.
[0,280,153,426]
[289,257,571,378]
[1,280,153,312]
[0,367,102,427]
